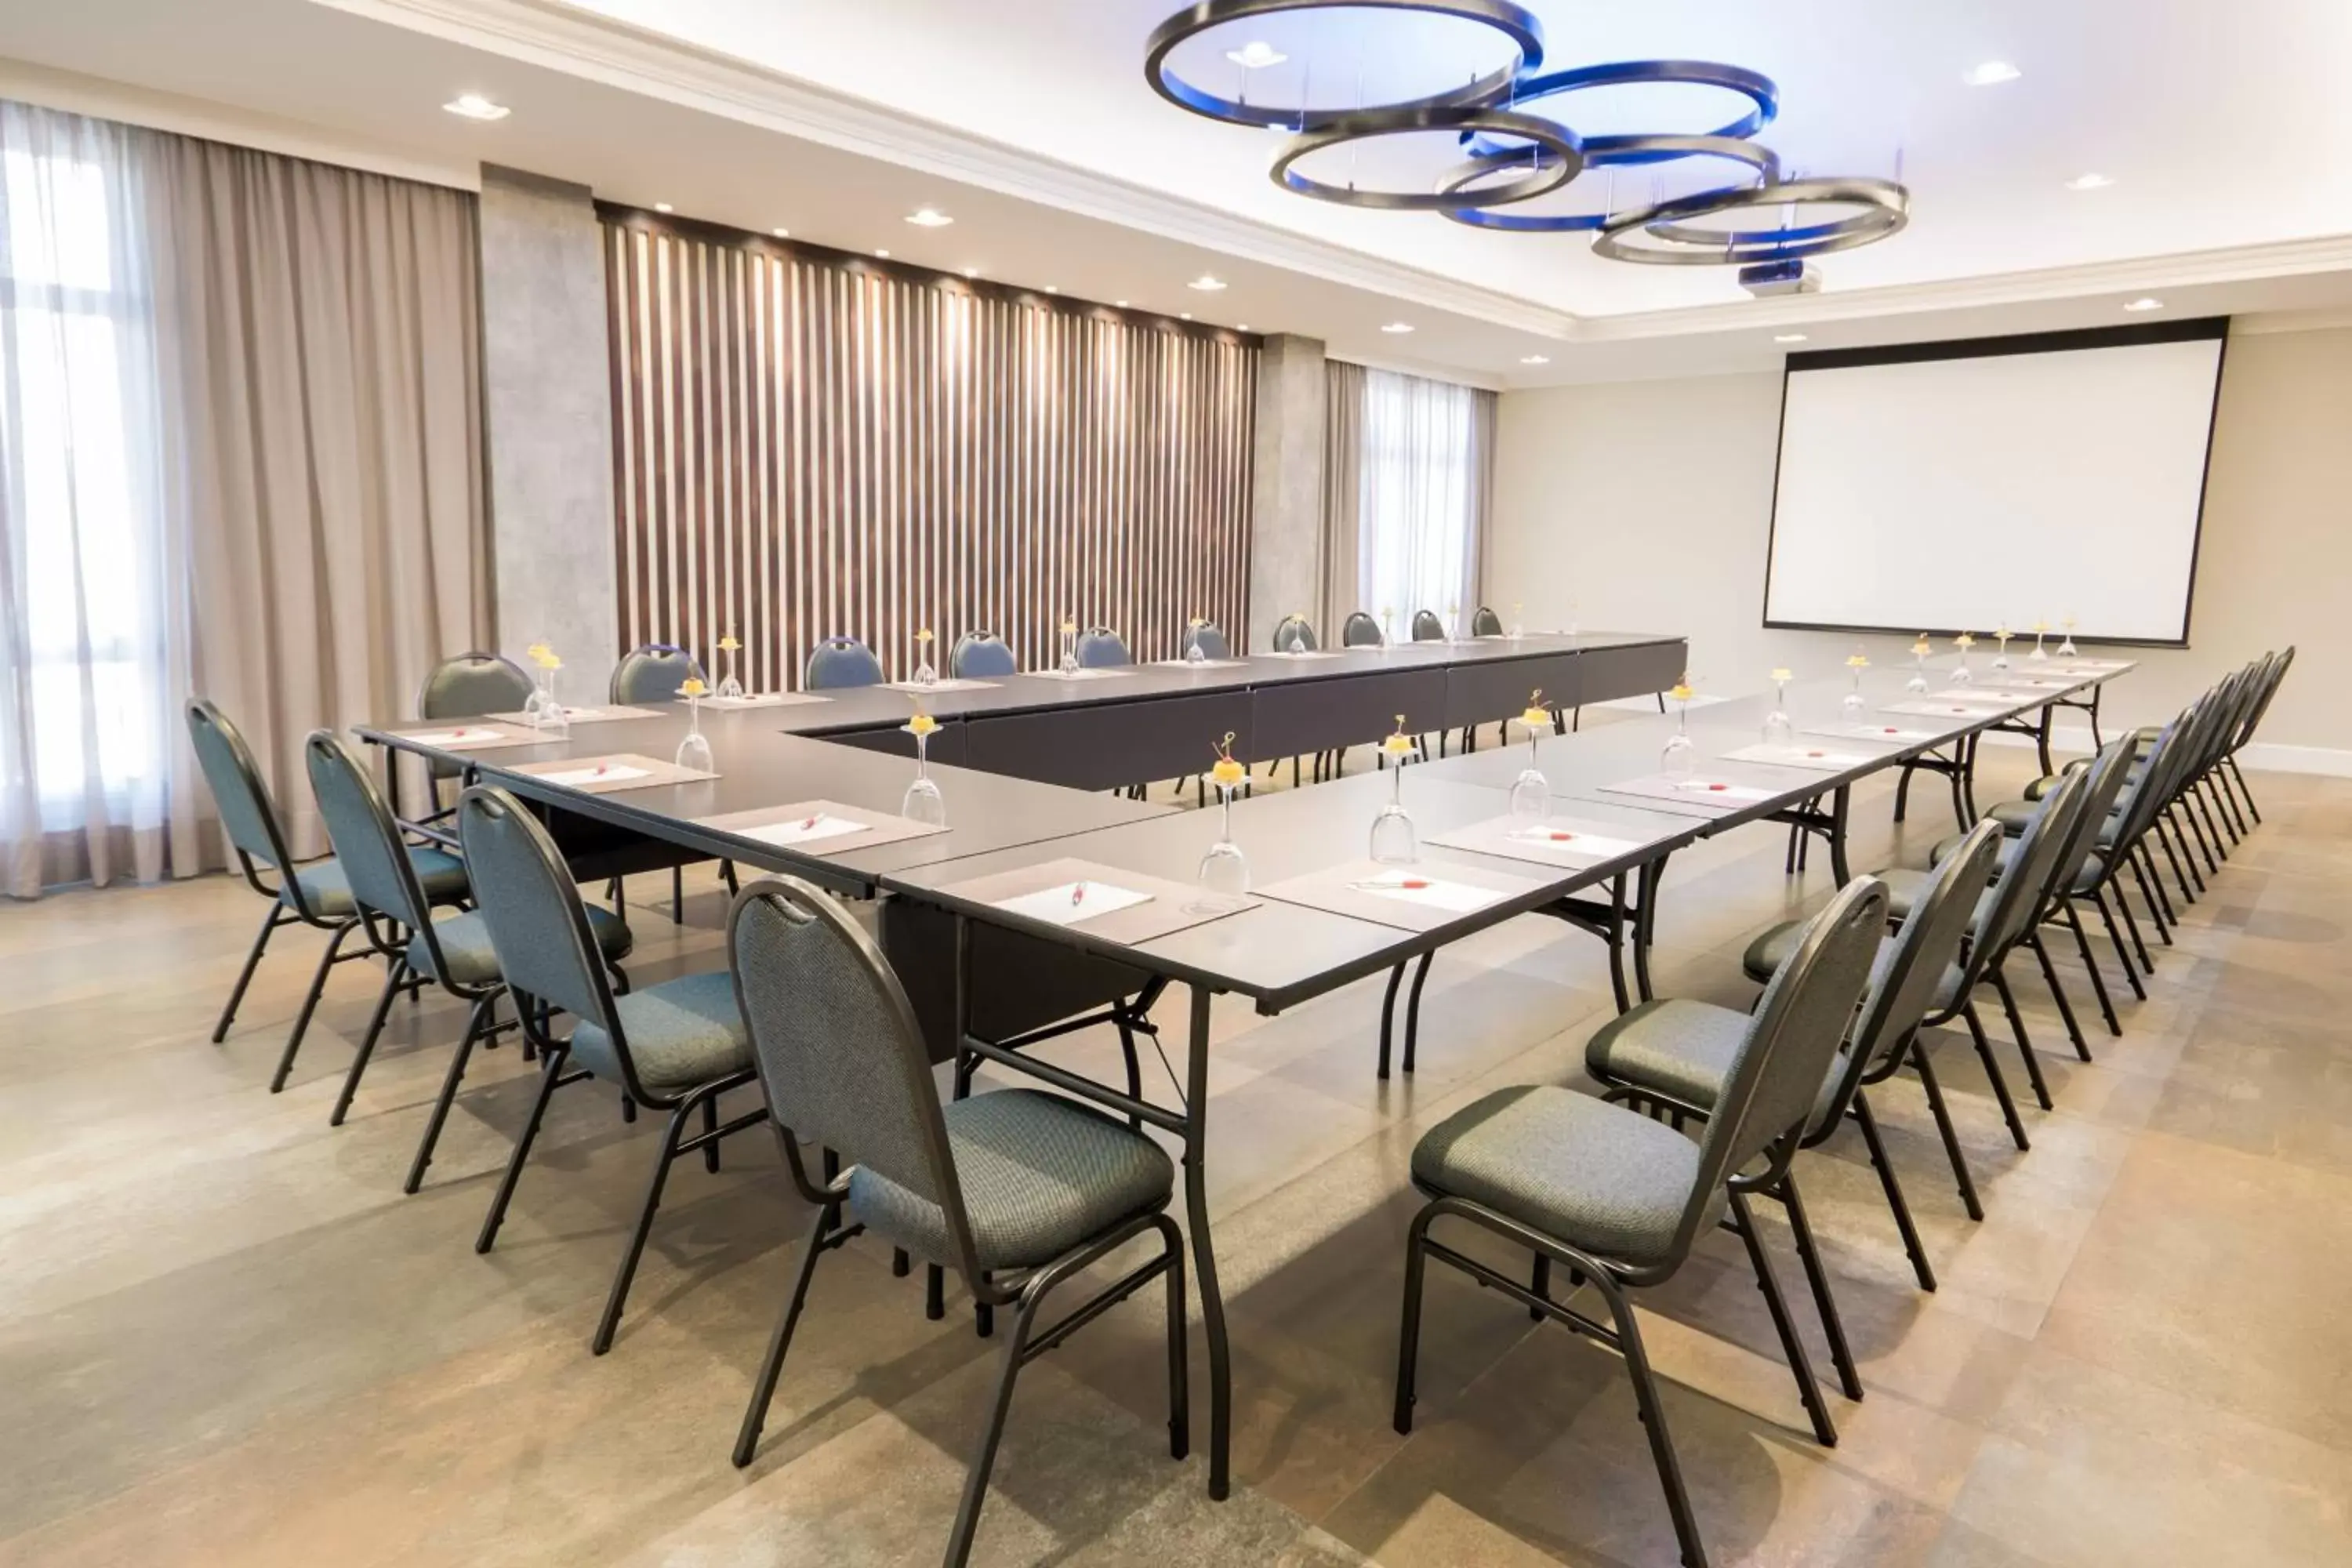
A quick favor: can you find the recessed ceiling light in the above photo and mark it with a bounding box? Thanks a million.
[1380,321,1414,334]
[443,93,510,122]
[2123,296,2164,312]
[875,248,891,259]
[652,201,673,214]
[962,267,981,278]
[1519,354,1549,365]
[1963,60,2021,86]
[1226,40,1287,70]
[1774,333,1809,343]
[1045,285,1060,294]
[1189,274,1229,292]
[2065,172,2114,191]
[771,227,789,238]
[1116,299,1129,307]
[1180,311,1193,320]
[905,207,953,227]
[1236,322,1250,330]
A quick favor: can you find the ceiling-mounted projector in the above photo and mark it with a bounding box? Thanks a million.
[1740,260,1820,297]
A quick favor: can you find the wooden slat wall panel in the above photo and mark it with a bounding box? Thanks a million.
[604,220,1258,689]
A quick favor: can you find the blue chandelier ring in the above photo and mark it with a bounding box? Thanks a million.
[1437,132,1781,233]
[1272,105,1582,210]
[1144,0,1546,130]
[1592,176,1911,265]
[1461,60,1779,163]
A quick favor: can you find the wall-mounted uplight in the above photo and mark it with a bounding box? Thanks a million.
[443,93,510,121]
[905,208,954,227]
[2123,296,2164,313]
[1774,333,1808,343]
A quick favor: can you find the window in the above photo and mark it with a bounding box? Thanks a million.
[1345,366,1490,633]
[1,129,167,829]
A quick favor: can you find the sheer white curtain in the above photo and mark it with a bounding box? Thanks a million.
[0,103,178,895]
[1339,365,1494,633]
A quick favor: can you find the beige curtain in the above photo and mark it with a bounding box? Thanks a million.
[147,133,488,872]
[1320,360,1495,642]
[1318,359,1366,637]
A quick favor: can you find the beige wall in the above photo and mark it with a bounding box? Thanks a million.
[1488,321,2352,761]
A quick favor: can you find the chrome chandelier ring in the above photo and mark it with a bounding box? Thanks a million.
[1592,176,1911,265]
[1273,105,1582,210]
[1461,60,1779,163]
[1144,0,1547,130]
[1438,132,1782,233]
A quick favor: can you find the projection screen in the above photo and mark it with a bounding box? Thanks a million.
[1763,319,2227,646]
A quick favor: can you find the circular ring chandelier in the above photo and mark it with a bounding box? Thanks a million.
[1274,106,1583,210]
[1461,60,1779,164]
[1593,176,1911,265]
[1437,132,1780,233]
[1141,4,1911,271]
[1143,0,1547,130]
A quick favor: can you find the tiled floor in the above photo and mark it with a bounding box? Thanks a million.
[3,741,2345,1566]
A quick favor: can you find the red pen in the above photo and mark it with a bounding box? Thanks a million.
[1071,883,1086,906]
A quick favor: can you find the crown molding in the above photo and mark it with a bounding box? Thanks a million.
[308,0,1577,336]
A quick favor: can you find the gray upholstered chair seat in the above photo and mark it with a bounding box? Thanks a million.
[1411,1083,1712,1266]
[848,1087,1174,1272]
[1584,998,1845,1136]
[1987,797,2038,833]
[1873,866,1931,923]
[414,904,632,987]
[288,848,466,918]
[566,971,748,1094]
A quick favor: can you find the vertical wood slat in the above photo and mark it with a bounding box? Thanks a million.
[603,220,1258,686]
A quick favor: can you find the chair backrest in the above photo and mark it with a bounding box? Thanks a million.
[1271,614,1317,652]
[418,652,535,720]
[805,636,885,690]
[456,786,628,1067]
[611,644,704,704]
[1410,609,1447,641]
[1814,822,2004,1137]
[1471,605,1504,637]
[1076,626,1133,669]
[1670,877,1887,1261]
[730,877,983,1281]
[1181,622,1230,660]
[1341,611,1384,648]
[1970,766,2089,965]
[2111,707,2187,850]
[305,731,453,975]
[2046,737,2136,893]
[951,630,1018,679]
[2235,647,2292,750]
[185,699,297,882]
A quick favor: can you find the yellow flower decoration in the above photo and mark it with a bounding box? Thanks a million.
[1519,689,1551,730]
[717,634,741,653]
[1190,615,1207,628]
[533,652,563,672]
[916,628,934,644]
[1846,652,1871,670]
[905,711,940,739]
[1911,634,1932,657]
[1668,673,1695,702]
[525,641,552,661]
[1953,631,1976,651]
[1060,619,1077,636]
[1994,625,2011,641]
[1209,731,1246,788]
[2033,619,2049,633]
[1379,714,1416,759]
[678,677,709,699]
[1770,667,1793,682]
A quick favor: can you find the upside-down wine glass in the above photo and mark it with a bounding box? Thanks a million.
[912,627,938,688]
[716,633,745,700]
[1661,677,1697,779]
[1380,606,1396,652]
[2029,620,2050,662]
[2058,616,2079,659]
[1195,734,1250,898]
[1185,617,1209,663]
[1370,717,1420,863]
[1508,601,1526,641]
[1991,625,2013,673]
[902,713,946,825]
[1842,652,1871,719]
[674,679,714,772]
[1907,635,1933,694]
[1508,692,1550,822]
[1058,619,1080,677]
[1951,631,1976,686]
[1763,668,1795,748]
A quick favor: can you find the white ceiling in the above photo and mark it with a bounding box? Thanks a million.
[5,0,2352,385]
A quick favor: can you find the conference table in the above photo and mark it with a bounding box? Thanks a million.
[357,638,2135,1504]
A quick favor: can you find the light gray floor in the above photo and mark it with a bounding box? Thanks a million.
[3,738,2346,1566]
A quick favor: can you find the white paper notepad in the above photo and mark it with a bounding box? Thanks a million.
[732,813,867,848]
[1804,721,1944,744]
[401,725,517,749]
[1721,743,1877,771]
[535,763,651,787]
[995,880,1153,926]
[1345,873,1501,913]
[1502,825,1646,861]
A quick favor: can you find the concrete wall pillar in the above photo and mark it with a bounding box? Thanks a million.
[1248,333,1327,653]
[477,165,619,701]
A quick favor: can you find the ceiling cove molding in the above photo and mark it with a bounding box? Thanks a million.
[307,0,1576,337]
[1570,231,2352,342]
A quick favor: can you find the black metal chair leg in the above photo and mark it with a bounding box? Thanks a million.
[1114,1010,1145,1127]
[1728,1189,1838,1446]
[1851,1091,1936,1290]
[593,1086,717,1354]
[1401,950,1434,1074]
[2129,847,2175,942]
[2095,885,2151,989]
[702,1093,722,1174]
[328,956,409,1126]
[926,1262,946,1320]
[2061,900,2122,1036]
[1376,962,1406,1080]
[1392,1207,1433,1434]
[2025,932,2091,1062]
[1528,1254,1552,1322]
[2227,756,2261,823]
[477,1044,570,1253]
[1962,1001,2032,1152]
[1990,968,2054,1110]
[942,1285,1044,1568]
[1155,1215,1190,1458]
[1777,1172,1864,1400]
[1909,1038,1984,1221]
[269,920,355,1093]
[405,993,492,1193]
[213,905,285,1043]
[732,1201,839,1467]
[1595,1269,1711,1568]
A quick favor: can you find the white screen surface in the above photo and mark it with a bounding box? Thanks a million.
[1765,334,2223,643]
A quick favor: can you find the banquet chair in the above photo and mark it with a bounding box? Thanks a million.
[1470,605,1504,637]
[950,630,1018,679]
[805,636,886,690]
[458,785,759,1356]
[1396,877,1887,1568]
[412,651,535,821]
[1410,609,1447,642]
[1341,610,1384,648]
[1076,626,1134,668]
[187,699,467,1087]
[725,877,1186,1568]
[611,643,705,704]
[1271,613,1318,653]
[1179,621,1230,660]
